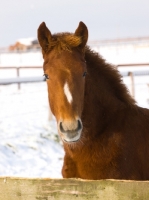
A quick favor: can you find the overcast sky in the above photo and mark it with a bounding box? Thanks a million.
[0,0,149,47]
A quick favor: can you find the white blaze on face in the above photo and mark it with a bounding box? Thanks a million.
[64,82,73,104]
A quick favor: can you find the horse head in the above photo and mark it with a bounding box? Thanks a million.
[38,21,88,143]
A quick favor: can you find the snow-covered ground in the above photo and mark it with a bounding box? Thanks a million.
[0,51,43,67]
[0,83,64,178]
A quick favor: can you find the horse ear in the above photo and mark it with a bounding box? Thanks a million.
[37,22,52,52]
[74,21,88,49]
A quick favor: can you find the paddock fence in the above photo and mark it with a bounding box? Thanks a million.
[117,63,149,97]
[0,66,45,89]
[0,64,149,97]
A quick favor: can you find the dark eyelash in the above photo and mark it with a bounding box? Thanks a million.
[83,72,87,77]
[43,74,49,79]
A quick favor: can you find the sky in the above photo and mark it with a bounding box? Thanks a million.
[0,0,149,47]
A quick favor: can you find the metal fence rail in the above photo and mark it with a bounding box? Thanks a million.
[0,65,149,97]
[0,76,45,85]
[121,71,149,77]
[0,71,149,83]
[0,66,43,89]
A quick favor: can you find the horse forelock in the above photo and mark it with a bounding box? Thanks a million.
[47,33,82,52]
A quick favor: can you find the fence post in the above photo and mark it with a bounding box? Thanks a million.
[16,67,20,90]
[128,72,135,97]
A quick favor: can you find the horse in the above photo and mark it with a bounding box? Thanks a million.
[38,21,149,180]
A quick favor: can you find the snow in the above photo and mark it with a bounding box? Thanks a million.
[17,38,35,46]
[0,83,64,178]
[0,51,43,67]
[92,43,149,65]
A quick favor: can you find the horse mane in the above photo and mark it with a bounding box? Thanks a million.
[84,46,136,107]
[47,33,82,52]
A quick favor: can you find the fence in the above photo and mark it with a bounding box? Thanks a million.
[117,63,149,97]
[0,66,45,89]
[0,64,149,96]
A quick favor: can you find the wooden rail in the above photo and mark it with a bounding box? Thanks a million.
[0,177,149,200]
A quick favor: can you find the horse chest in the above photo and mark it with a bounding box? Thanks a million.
[73,149,117,179]
[68,143,118,175]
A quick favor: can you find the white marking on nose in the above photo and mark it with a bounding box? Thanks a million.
[64,82,73,104]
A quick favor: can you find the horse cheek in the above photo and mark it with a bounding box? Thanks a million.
[47,86,55,116]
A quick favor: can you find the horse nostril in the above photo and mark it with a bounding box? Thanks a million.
[59,122,65,133]
[77,120,82,131]
[59,120,82,134]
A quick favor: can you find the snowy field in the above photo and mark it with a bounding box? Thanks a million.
[0,50,149,178]
[0,83,64,178]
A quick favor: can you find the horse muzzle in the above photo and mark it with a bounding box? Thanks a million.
[58,119,83,143]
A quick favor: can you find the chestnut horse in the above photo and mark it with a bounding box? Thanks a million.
[38,21,149,180]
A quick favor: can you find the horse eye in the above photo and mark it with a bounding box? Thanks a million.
[83,72,87,77]
[43,74,49,80]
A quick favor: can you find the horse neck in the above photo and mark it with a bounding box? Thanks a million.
[84,71,124,112]
[82,74,121,136]
[81,49,136,136]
